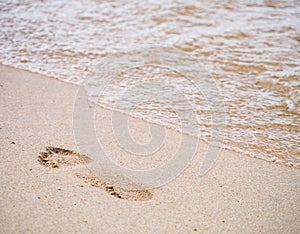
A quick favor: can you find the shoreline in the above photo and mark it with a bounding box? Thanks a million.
[0,64,299,233]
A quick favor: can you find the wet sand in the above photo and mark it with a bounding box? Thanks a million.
[0,64,299,233]
[1,0,300,166]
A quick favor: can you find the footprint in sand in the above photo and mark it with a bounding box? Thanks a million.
[38,146,153,201]
[38,146,91,168]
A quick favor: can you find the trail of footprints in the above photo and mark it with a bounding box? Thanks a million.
[38,146,153,201]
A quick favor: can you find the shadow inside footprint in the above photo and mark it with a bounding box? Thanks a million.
[38,146,91,168]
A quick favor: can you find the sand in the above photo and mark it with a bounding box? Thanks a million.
[0,64,299,233]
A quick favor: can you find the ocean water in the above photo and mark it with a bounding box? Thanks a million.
[0,0,299,168]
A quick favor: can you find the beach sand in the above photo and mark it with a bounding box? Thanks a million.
[0,64,299,233]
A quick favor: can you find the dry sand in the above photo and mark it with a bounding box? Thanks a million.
[0,64,299,233]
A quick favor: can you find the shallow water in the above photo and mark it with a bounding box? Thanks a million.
[0,0,299,168]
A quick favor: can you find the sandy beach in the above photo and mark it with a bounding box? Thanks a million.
[0,64,299,233]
